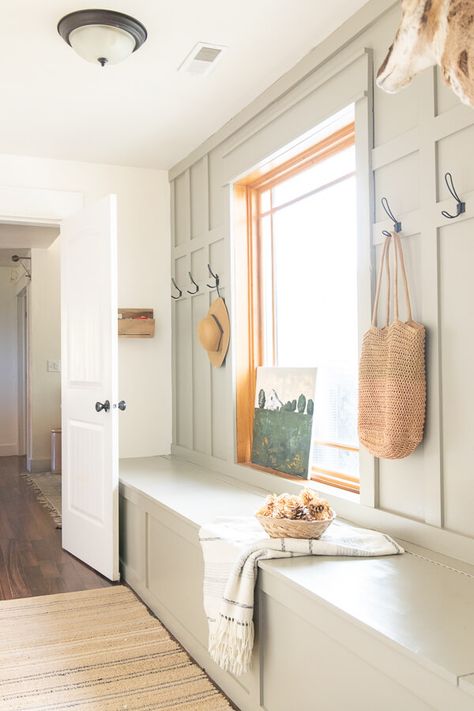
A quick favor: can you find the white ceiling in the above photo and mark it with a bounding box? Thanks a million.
[0,1,369,169]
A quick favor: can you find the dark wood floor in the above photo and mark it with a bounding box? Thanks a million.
[0,456,112,600]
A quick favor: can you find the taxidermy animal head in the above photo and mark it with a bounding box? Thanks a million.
[377,0,474,108]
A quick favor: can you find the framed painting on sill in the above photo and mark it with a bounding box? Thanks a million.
[251,367,317,478]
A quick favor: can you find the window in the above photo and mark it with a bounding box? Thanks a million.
[235,120,360,494]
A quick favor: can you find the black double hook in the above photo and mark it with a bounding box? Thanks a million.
[207,264,222,298]
[171,277,182,300]
[186,272,199,295]
[381,197,402,238]
[441,172,465,219]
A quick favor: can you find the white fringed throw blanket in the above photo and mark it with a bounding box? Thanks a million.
[199,516,403,676]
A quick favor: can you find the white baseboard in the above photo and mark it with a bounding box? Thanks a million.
[27,458,50,473]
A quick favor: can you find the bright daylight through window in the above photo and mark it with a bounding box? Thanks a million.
[247,118,359,493]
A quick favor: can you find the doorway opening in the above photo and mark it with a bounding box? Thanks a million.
[17,284,28,459]
[0,217,115,598]
[0,246,29,461]
[0,223,61,473]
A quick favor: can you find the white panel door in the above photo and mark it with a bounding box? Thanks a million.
[60,195,119,581]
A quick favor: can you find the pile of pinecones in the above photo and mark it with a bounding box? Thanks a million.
[256,489,333,522]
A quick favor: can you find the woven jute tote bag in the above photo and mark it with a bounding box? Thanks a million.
[358,232,426,459]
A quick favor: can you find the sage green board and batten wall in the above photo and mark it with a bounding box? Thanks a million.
[169,0,474,563]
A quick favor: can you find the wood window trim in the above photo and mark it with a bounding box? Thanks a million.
[238,122,355,191]
[311,439,360,494]
[234,183,260,464]
[234,123,359,494]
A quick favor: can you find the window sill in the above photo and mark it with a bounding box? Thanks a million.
[309,477,359,503]
[239,460,360,505]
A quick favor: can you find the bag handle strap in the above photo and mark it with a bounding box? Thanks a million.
[371,232,414,327]
[393,232,413,323]
[371,233,392,328]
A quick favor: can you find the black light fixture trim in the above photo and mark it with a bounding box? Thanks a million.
[57,9,147,52]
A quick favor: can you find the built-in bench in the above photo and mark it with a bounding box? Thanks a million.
[119,456,474,711]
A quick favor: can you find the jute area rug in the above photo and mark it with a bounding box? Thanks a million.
[21,472,62,528]
[0,586,233,710]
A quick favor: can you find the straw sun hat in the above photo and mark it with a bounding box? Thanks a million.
[197,297,230,367]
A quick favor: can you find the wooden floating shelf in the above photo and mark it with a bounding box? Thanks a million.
[118,308,155,338]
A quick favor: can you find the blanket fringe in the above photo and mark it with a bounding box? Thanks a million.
[209,615,254,677]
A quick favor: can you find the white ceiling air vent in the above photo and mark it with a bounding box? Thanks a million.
[178,42,226,76]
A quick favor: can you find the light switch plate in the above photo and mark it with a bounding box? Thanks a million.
[47,360,61,373]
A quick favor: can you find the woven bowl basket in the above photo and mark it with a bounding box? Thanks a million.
[256,512,335,539]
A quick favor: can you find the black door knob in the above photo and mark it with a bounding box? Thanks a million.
[118,400,127,411]
[95,400,110,413]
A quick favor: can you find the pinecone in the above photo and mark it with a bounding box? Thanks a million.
[300,489,315,506]
[307,502,332,521]
[256,494,278,517]
[292,505,307,520]
[256,490,333,522]
[276,494,302,519]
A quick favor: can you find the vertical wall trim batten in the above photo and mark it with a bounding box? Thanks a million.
[191,283,213,455]
[171,180,177,444]
[189,167,195,240]
[190,292,197,452]
[420,68,443,528]
[186,169,192,244]
[173,175,179,248]
[209,299,216,458]
[207,244,216,458]
[223,186,236,464]
[357,52,377,508]
[185,168,195,449]
[205,155,211,233]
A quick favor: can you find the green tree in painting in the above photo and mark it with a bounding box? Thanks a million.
[307,399,314,416]
[290,400,297,412]
[297,394,306,413]
[258,389,266,409]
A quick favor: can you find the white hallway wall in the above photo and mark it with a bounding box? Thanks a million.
[0,266,19,455]
[29,241,61,467]
[0,154,171,459]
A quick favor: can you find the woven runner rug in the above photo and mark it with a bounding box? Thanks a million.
[0,586,233,710]
[21,472,62,528]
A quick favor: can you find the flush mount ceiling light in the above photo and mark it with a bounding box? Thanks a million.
[57,9,147,67]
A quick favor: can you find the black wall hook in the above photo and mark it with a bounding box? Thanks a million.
[207,264,222,298]
[171,277,182,300]
[186,271,199,295]
[381,197,402,237]
[441,172,465,219]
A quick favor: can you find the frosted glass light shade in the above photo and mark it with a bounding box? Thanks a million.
[57,10,147,67]
[69,25,136,65]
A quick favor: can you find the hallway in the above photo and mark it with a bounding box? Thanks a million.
[0,457,111,599]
